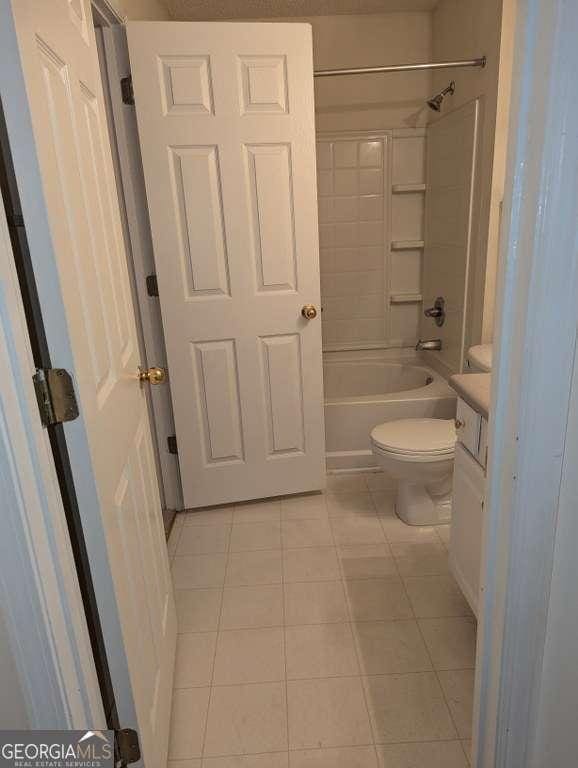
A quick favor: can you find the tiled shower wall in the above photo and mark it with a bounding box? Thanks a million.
[317,130,426,351]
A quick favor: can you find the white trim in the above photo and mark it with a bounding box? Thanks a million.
[0,189,103,728]
[474,0,578,765]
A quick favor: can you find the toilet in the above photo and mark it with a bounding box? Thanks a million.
[370,418,457,526]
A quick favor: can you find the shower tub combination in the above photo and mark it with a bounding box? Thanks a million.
[324,350,457,471]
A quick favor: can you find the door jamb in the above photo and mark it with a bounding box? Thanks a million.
[474,0,578,765]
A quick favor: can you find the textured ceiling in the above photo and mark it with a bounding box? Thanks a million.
[165,0,438,21]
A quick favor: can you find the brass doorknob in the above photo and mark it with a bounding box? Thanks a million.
[138,366,166,385]
[301,304,318,320]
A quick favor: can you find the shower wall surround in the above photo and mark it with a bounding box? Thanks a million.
[317,130,426,351]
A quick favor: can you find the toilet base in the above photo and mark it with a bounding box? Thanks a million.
[395,479,452,526]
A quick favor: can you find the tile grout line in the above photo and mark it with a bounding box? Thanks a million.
[280,507,290,763]
[327,487,380,763]
[390,535,467,747]
[197,513,232,761]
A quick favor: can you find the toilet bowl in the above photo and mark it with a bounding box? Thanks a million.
[370,418,457,526]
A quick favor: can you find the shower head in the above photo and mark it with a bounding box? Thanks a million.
[427,81,456,111]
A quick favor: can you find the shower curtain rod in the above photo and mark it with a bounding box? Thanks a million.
[314,56,486,78]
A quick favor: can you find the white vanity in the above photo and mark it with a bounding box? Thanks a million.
[448,373,491,617]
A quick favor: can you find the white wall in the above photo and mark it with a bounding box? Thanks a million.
[307,12,432,132]
[108,0,170,20]
[429,0,515,352]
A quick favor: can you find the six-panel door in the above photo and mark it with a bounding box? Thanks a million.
[128,22,326,508]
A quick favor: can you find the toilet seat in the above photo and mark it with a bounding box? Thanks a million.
[371,418,456,459]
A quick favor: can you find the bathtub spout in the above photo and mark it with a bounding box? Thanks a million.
[416,338,442,351]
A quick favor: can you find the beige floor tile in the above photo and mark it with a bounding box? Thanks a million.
[168,515,185,557]
[326,473,369,494]
[284,581,349,626]
[363,472,396,492]
[283,547,340,583]
[184,507,234,526]
[378,514,438,544]
[225,550,283,586]
[230,521,282,552]
[345,578,413,621]
[220,585,283,629]
[438,670,475,739]
[175,589,222,633]
[331,516,386,546]
[168,687,210,760]
[204,682,288,757]
[403,576,473,618]
[281,494,328,520]
[461,740,472,765]
[370,493,396,517]
[418,617,477,670]
[390,542,449,577]
[326,493,377,518]
[285,623,359,679]
[435,524,451,547]
[287,677,373,749]
[364,672,456,743]
[338,545,396,581]
[176,525,231,556]
[212,628,285,685]
[233,500,282,522]
[174,632,217,688]
[203,755,289,768]
[376,741,468,767]
[281,519,334,549]
[353,621,432,675]
[172,554,227,588]
[168,760,202,768]
[290,746,378,767]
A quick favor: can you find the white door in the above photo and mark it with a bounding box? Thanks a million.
[127,22,325,509]
[4,1,176,763]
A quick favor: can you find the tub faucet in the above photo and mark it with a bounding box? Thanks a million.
[415,338,442,351]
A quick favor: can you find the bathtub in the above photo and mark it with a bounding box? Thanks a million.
[324,350,457,470]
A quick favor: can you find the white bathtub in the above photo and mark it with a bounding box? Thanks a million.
[324,350,457,470]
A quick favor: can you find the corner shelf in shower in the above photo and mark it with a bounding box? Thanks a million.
[391,183,426,193]
[389,292,423,304]
[391,239,425,251]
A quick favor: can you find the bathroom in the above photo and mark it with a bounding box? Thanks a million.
[146,0,514,765]
[0,0,518,764]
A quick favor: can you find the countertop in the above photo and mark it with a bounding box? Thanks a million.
[449,373,491,419]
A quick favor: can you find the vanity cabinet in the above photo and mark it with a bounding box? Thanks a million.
[450,396,488,617]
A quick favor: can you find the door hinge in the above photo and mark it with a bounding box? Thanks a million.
[33,368,79,427]
[146,273,159,297]
[115,728,141,765]
[167,435,178,454]
[120,75,134,105]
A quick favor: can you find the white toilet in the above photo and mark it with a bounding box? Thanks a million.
[370,418,457,526]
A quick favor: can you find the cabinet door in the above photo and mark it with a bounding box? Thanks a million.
[450,442,485,616]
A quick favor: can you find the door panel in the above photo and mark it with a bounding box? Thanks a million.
[128,22,325,508]
[6,2,176,764]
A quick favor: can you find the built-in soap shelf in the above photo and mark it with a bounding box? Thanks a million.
[392,183,426,194]
[389,292,423,304]
[391,240,425,251]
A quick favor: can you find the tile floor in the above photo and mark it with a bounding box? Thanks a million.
[167,472,475,768]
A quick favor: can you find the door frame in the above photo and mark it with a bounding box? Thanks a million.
[93,16,183,522]
[473,0,578,765]
[0,0,141,746]
[0,165,103,729]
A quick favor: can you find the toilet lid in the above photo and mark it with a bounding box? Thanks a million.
[371,418,456,456]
